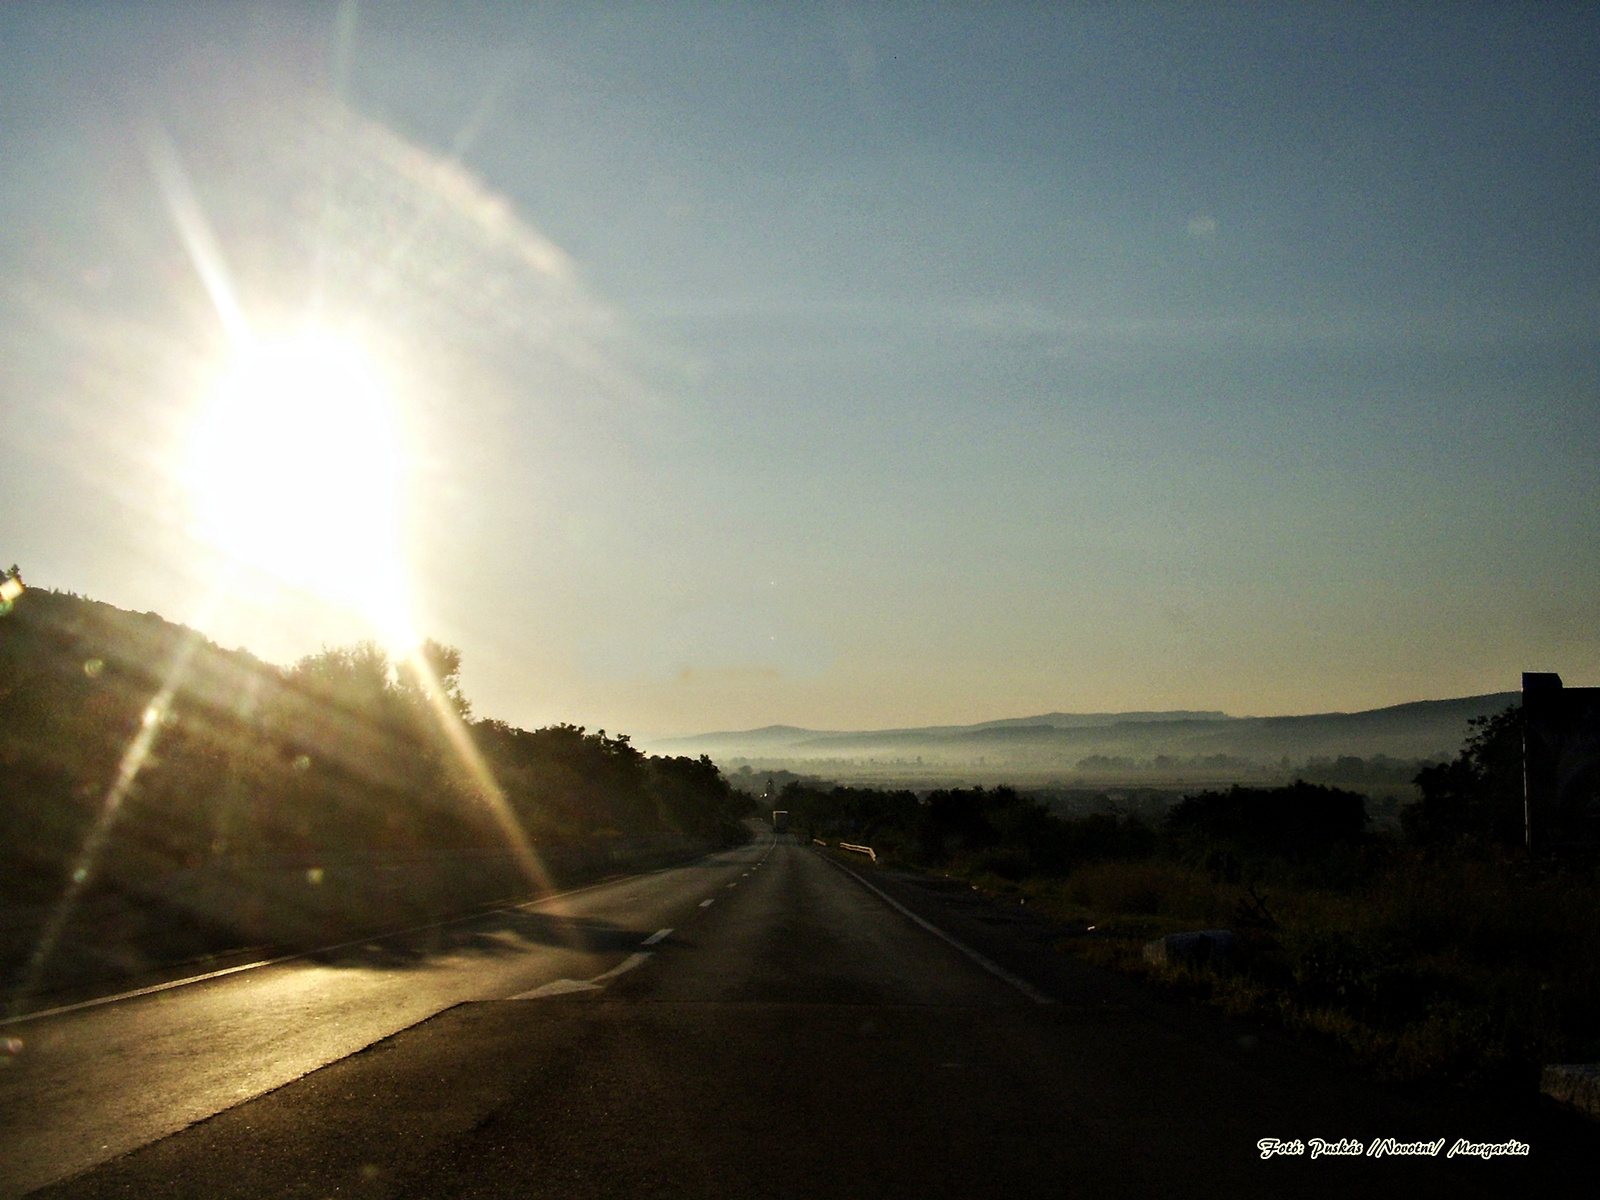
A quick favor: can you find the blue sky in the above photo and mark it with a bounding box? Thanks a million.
[1,3,1595,734]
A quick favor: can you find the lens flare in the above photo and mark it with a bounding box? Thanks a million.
[9,126,569,1014]
[402,647,558,900]
[7,635,199,1017]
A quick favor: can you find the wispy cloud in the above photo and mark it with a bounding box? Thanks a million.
[355,117,575,284]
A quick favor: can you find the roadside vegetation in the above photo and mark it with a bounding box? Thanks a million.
[0,582,750,1000]
[783,704,1600,1092]
[7,576,1592,1088]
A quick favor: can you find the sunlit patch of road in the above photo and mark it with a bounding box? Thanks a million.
[0,836,770,1198]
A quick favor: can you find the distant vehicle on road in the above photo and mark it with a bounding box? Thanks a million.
[772,810,789,836]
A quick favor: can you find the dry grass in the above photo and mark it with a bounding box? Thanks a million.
[963,847,1600,1091]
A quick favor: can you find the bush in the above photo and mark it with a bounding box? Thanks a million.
[1402,704,1523,848]
[1063,859,1232,922]
[1167,781,1368,860]
[969,845,1035,881]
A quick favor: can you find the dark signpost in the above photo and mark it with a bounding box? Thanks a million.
[1523,673,1600,853]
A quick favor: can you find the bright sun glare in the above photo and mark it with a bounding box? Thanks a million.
[186,330,414,646]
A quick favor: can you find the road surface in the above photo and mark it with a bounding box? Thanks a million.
[1,830,1576,1198]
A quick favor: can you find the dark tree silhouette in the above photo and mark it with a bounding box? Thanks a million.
[1401,704,1523,847]
[1166,781,1368,860]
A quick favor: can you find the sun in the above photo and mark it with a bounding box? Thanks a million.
[185,329,414,646]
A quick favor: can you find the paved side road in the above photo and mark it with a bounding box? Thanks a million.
[0,839,772,1198]
[20,837,1582,1199]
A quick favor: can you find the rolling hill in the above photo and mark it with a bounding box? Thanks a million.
[644,693,1520,788]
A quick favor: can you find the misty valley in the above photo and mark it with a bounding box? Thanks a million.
[3,579,1596,1106]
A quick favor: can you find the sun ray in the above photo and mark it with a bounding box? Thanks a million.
[145,127,250,348]
[401,648,559,905]
[17,130,568,1013]
[151,128,556,900]
[5,607,217,1015]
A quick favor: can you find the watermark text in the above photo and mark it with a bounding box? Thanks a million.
[1258,1137,1530,1161]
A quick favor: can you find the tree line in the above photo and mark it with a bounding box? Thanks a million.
[779,702,1530,879]
[0,587,750,909]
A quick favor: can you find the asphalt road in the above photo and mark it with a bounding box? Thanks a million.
[2,830,1581,1198]
[0,836,771,1197]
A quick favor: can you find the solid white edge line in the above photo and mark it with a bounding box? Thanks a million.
[820,854,1056,1006]
[0,955,294,1027]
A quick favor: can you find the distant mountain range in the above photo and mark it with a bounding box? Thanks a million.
[644,693,1520,787]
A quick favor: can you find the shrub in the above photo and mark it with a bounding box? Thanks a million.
[1402,704,1523,848]
[1064,859,1231,923]
[1167,781,1368,860]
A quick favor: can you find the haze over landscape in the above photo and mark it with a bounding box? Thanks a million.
[2,3,1595,739]
[5,9,1600,1190]
[647,693,1521,785]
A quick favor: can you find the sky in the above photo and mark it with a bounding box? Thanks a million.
[0,2,1596,737]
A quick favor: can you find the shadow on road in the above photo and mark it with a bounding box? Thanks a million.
[303,909,646,971]
[3,843,747,1013]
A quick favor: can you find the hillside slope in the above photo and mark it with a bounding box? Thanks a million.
[647,693,1520,784]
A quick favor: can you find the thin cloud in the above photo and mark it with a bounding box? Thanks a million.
[355,117,574,284]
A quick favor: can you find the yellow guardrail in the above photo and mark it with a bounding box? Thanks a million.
[839,843,877,863]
